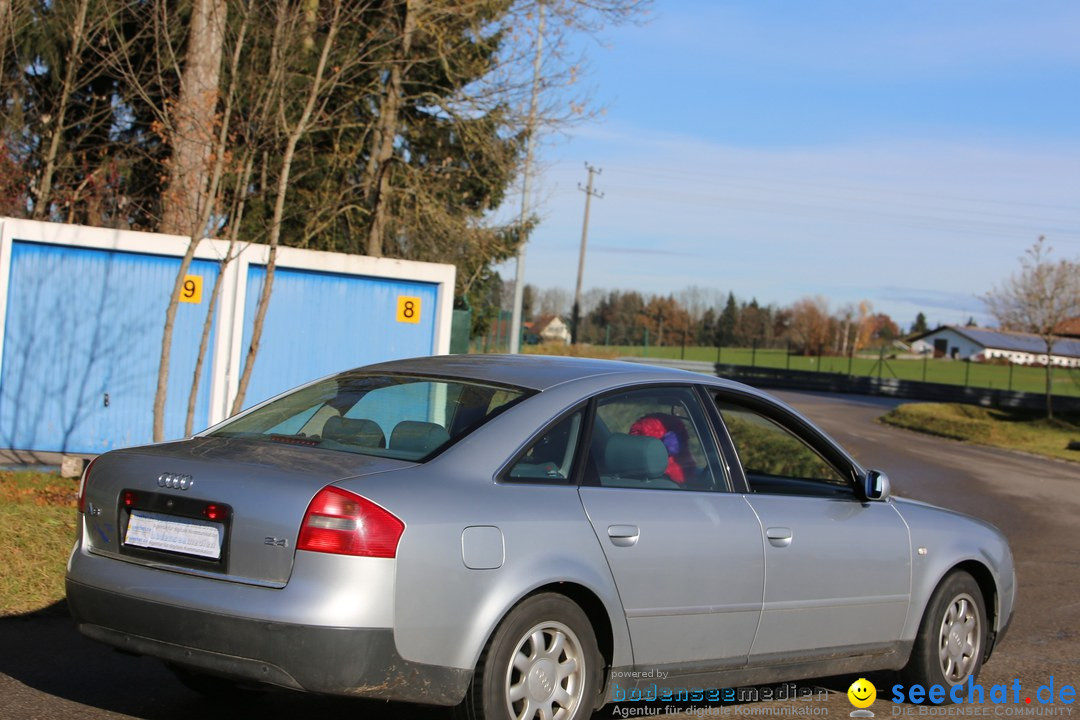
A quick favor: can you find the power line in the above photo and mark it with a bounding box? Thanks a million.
[601,163,1080,214]
[604,183,1080,236]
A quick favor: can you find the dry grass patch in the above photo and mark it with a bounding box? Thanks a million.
[0,471,78,616]
[880,403,1080,463]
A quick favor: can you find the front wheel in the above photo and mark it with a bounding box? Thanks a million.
[459,593,602,720]
[901,571,987,697]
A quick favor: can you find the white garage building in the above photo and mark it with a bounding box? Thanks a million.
[0,218,456,455]
[912,325,1080,367]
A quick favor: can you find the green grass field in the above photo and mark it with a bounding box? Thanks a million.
[880,403,1080,462]
[597,345,1080,398]
[0,471,77,615]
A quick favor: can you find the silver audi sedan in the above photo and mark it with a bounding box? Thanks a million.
[66,355,1015,719]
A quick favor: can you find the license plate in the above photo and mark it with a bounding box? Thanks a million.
[125,509,223,560]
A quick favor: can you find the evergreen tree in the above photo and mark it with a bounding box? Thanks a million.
[716,291,738,346]
[698,307,717,345]
[911,312,928,335]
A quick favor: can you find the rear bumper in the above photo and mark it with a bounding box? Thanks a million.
[66,580,471,705]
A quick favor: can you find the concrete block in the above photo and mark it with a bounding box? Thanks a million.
[60,455,87,479]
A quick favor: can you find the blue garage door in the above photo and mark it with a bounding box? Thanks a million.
[0,241,220,453]
[237,265,439,409]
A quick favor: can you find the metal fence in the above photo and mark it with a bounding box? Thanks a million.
[620,357,1080,413]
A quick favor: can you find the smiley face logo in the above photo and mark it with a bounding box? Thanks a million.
[848,678,876,708]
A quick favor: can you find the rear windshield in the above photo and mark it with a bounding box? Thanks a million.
[208,373,528,461]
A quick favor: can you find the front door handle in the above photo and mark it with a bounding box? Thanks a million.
[607,525,640,547]
[766,527,793,548]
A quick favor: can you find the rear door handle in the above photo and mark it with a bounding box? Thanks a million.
[607,524,640,547]
[766,527,793,548]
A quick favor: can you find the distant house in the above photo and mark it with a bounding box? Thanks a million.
[1055,317,1080,339]
[910,325,1080,368]
[525,315,571,345]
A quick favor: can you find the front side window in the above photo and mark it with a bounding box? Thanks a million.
[714,400,850,495]
[586,386,723,491]
[209,374,527,461]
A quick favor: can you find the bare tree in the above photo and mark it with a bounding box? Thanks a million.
[184,153,254,435]
[159,0,226,235]
[0,0,10,66]
[536,286,572,318]
[581,286,606,318]
[363,0,415,257]
[788,296,831,355]
[0,0,23,132]
[230,0,355,414]
[983,236,1080,419]
[0,0,26,209]
[854,299,875,353]
[676,285,720,324]
[25,0,114,221]
[29,0,93,220]
[150,0,249,440]
[835,302,856,355]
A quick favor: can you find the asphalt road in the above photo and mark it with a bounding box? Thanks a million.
[1,390,1076,720]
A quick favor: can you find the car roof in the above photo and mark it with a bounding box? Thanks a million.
[360,354,740,393]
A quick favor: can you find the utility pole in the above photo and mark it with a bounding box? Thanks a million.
[571,163,602,344]
[508,1,544,354]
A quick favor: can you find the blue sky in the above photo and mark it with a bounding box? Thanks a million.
[500,0,1080,330]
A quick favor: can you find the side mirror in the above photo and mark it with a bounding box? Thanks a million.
[862,469,891,501]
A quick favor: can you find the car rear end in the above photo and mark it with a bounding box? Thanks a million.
[65,435,474,703]
[66,370,534,704]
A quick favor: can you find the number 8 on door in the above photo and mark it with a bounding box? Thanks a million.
[396,296,421,324]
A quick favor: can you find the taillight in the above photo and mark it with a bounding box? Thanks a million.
[297,487,404,558]
[77,457,98,513]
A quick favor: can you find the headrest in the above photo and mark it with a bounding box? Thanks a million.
[389,421,450,455]
[322,417,386,448]
[604,433,668,478]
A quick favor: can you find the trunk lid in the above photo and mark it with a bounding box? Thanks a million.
[82,436,414,586]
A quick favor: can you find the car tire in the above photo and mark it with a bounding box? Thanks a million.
[900,571,987,698]
[458,593,602,720]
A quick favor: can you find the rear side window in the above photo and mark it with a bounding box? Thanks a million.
[586,386,724,491]
[209,374,527,461]
[505,411,584,483]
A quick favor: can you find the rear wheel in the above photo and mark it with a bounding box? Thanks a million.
[900,571,986,698]
[458,593,602,720]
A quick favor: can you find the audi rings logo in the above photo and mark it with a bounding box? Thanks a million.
[158,472,194,490]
